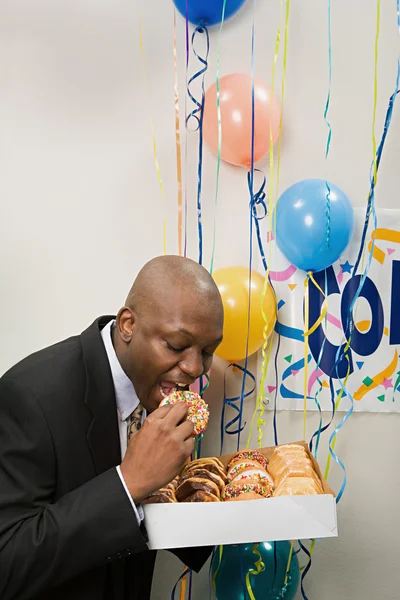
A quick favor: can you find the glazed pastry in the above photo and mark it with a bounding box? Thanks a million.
[274,476,323,497]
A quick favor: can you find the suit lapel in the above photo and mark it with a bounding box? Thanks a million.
[80,316,122,474]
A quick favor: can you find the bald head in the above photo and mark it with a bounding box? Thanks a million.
[126,255,222,316]
[114,256,224,413]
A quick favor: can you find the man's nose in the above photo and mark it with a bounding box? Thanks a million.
[180,350,204,380]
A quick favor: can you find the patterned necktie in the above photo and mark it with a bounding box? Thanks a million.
[127,403,144,442]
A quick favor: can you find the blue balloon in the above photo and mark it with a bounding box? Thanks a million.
[211,541,300,600]
[173,0,247,27]
[275,179,354,273]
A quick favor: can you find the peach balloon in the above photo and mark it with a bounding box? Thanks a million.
[203,73,281,167]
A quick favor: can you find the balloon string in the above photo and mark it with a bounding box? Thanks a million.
[245,543,265,600]
[250,0,287,450]
[209,0,227,275]
[236,8,257,452]
[324,0,389,501]
[183,0,189,257]
[171,568,191,600]
[298,541,312,600]
[303,276,310,441]
[273,332,282,446]
[220,364,256,455]
[186,25,210,265]
[173,11,183,256]
[212,545,224,591]
[309,270,329,459]
[303,269,329,455]
[179,570,187,600]
[139,15,167,254]
[324,0,332,247]
[275,0,290,195]
[271,0,291,447]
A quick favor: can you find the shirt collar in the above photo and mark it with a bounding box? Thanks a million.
[100,319,140,422]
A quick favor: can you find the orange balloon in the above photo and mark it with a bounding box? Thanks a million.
[213,266,277,363]
[203,73,281,167]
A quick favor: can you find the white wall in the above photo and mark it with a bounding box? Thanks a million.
[1,1,399,599]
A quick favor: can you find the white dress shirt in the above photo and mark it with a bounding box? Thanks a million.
[101,319,146,525]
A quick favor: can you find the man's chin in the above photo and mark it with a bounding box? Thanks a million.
[144,387,164,413]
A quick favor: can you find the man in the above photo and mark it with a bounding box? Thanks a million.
[0,255,224,600]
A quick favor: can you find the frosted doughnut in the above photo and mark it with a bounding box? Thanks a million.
[159,390,209,436]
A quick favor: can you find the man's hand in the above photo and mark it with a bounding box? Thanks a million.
[120,403,194,503]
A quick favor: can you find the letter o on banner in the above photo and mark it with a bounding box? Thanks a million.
[341,275,384,356]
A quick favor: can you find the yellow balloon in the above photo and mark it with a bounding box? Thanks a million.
[213,266,277,363]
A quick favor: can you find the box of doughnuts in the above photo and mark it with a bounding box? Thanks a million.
[143,441,337,550]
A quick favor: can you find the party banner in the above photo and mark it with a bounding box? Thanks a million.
[260,208,400,413]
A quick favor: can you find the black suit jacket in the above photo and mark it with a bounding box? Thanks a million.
[0,317,211,600]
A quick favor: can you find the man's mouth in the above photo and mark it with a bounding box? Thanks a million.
[159,380,190,398]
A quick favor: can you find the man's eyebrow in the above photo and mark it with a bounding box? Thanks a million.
[177,327,195,338]
[177,328,223,344]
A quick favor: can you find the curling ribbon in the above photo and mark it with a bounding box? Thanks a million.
[171,568,190,600]
[236,7,258,452]
[324,0,388,502]
[307,271,328,458]
[173,12,183,256]
[220,364,256,455]
[303,276,310,441]
[272,0,291,447]
[179,571,187,600]
[212,545,224,592]
[139,16,167,254]
[324,0,332,247]
[186,25,210,265]
[247,0,285,451]
[183,0,189,257]
[245,544,265,600]
[209,0,227,275]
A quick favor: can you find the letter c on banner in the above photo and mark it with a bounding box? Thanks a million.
[308,267,354,379]
[341,275,384,356]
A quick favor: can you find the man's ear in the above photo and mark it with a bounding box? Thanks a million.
[116,307,135,343]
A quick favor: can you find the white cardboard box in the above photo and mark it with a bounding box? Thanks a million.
[143,441,338,550]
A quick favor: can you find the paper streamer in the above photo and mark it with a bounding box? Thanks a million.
[139,16,167,254]
[353,349,398,400]
[269,264,297,282]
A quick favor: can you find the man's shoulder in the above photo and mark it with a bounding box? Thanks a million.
[2,334,83,390]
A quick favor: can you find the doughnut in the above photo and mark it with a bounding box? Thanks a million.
[230,467,274,492]
[228,460,268,480]
[182,458,227,482]
[225,491,265,502]
[159,390,209,436]
[223,480,270,501]
[178,468,226,494]
[227,450,269,471]
[175,476,220,501]
[184,490,221,502]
